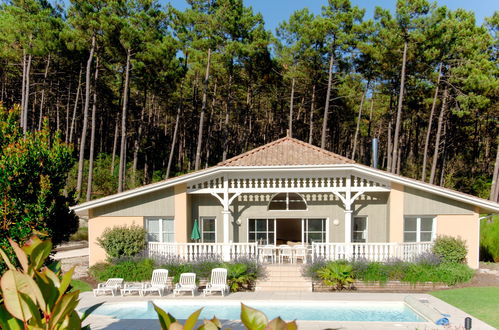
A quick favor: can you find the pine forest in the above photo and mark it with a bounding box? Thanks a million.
[0,0,497,203]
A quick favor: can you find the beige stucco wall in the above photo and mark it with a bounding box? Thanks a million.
[389,183,405,243]
[436,212,479,269]
[174,183,190,243]
[88,216,143,266]
[404,187,474,215]
[92,188,174,217]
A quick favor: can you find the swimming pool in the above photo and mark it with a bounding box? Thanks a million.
[86,300,426,322]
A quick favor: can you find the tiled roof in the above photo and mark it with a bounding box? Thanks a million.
[218,137,355,166]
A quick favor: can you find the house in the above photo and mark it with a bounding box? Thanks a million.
[72,137,499,269]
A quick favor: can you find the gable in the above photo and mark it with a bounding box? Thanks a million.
[404,187,475,215]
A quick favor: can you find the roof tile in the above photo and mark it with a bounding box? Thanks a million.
[218,137,355,166]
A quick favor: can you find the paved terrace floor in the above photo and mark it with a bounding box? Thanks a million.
[78,291,495,330]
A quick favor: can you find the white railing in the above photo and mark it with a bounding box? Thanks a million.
[147,241,433,263]
[147,242,258,262]
[312,242,433,262]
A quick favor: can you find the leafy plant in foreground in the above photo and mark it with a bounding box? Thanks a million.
[0,235,101,329]
[153,303,297,330]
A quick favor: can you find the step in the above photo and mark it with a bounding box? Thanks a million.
[255,282,311,288]
[255,286,312,292]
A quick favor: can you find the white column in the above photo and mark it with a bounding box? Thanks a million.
[344,209,352,243]
[344,175,352,244]
[222,210,230,244]
[222,176,230,261]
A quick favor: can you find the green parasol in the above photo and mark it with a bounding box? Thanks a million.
[191,218,201,241]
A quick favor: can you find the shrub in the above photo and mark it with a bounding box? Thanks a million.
[480,217,499,262]
[353,261,389,284]
[317,261,354,290]
[432,235,468,264]
[97,225,147,260]
[403,262,474,285]
[90,258,155,282]
[224,262,259,292]
[302,258,327,280]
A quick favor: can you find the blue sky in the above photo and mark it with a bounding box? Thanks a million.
[167,0,498,32]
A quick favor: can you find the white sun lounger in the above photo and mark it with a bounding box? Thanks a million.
[173,273,197,296]
[203,268,229,297]
[141,269,170,297]
[93,278,123,297]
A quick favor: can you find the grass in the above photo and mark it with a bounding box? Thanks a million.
[70,279,92,292]
[70,226,88,241]
[431,287,499,328]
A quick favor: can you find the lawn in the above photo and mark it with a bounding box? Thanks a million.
[431,287,499,329]
[70,279,93,292]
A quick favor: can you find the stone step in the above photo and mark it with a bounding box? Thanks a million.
[259,276,310,282]
[255,282,311,288]
[255,286,312,292]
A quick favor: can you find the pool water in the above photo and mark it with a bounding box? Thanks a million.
[86,300,426,322]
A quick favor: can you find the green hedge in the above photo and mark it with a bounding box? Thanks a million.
[307,257,474,288]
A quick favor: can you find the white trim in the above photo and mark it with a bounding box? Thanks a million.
[72,164,499,214]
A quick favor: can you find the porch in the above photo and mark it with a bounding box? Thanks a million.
[146,241,433,263]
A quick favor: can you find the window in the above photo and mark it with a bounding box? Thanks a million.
[248,219,275,245]
[404,216,435,242]
[146,218,174,243]
[353,217,367,243]
[268,193,307,211]
[303,218,326,243]
[201,217,216,243]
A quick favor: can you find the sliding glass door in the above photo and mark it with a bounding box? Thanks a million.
[248,219,275,245]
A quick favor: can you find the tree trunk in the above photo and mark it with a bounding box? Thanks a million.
[38,54,51,130]
[195,48,211,171]
[429,86,448,185]
[111,116,119,175]
[166,82,184,179]
[351,84,367,160]
[21,50,26,129]
[421,63,442,181]
[118,48,131,193]
[132,87,147,182]
[222,74,233,161]
[490,144,499,202]
[387,119,393,172]
[390,40,408,172]
[309,84,316,144]
[321,52,335,149]
[288,77,295,137]
[23,53,32,133]
[76,35,96,198]
[69,68,83,143]
[86,57,99,201]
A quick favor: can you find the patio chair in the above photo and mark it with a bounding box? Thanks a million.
[141,269,170,297]
[293,245,308,264]
[93,278,123,297]
[173,273,197,296]
[203,268,229,297]
[279,245,293,264]
[259,245,276,263]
